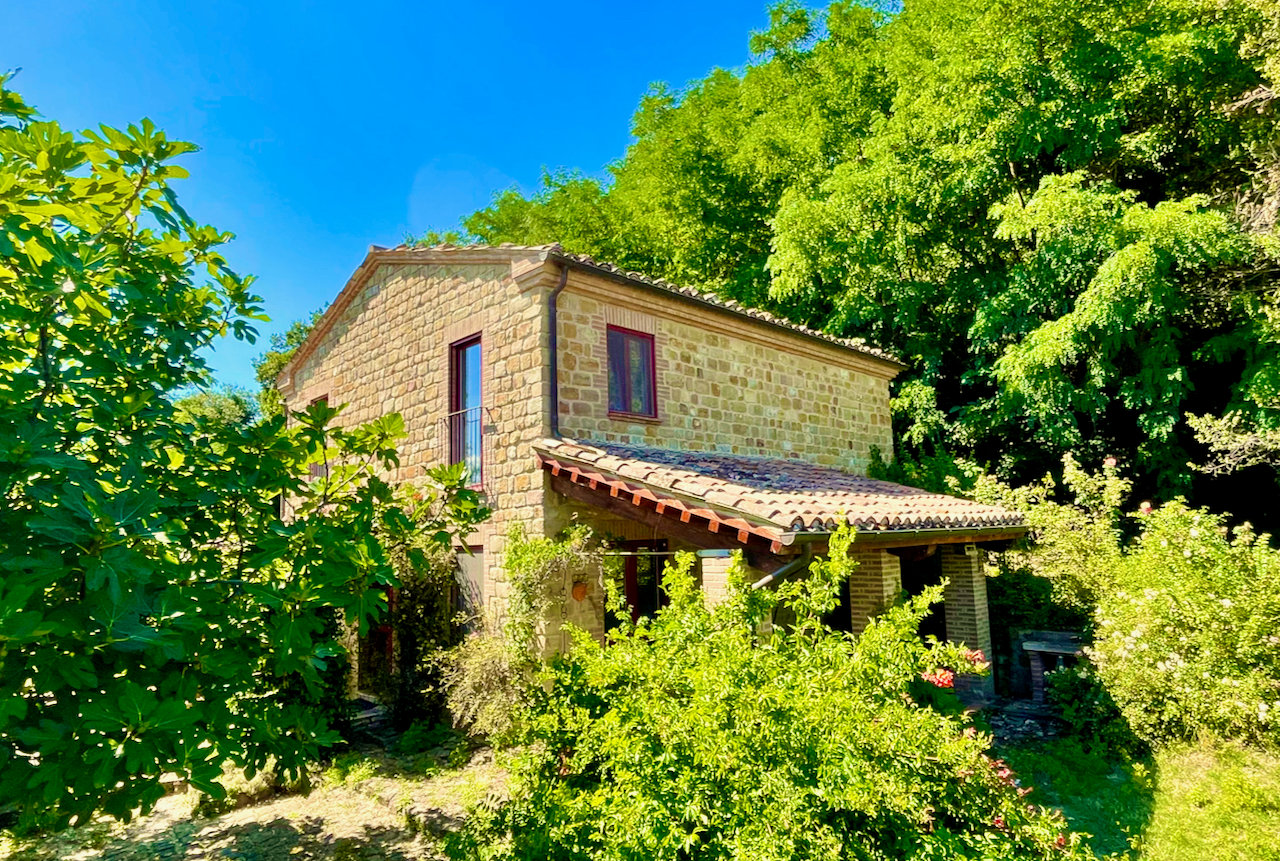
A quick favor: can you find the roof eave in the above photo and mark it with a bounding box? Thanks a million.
[548,252,907,377]
[781,524,1030,550]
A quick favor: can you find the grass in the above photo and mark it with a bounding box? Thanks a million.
[1000,736,1280,860]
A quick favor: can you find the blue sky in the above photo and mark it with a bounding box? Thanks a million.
[3,1,774,388]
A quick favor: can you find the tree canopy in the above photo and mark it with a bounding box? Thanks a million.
[0,77,488,828]
[444,0,1280,505]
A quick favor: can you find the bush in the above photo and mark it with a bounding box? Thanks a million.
[442,525,608,745]
[374,540,466,730]
[1090,502,1280,746]
[1044,665,1139,755]
[449,529,1094,860]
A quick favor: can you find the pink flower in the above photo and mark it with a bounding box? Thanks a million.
[1104,456,1117,468]
[961,648,989,670]
[1139,500,1153,515]
[921,669,955,688]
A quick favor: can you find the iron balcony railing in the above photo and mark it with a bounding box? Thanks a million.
[444,405,485,486]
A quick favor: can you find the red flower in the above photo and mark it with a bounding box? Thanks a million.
[921,669,955,688]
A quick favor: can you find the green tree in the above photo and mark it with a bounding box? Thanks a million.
[171,383,258,428]
[252,307,325,417]
[447,0,1280,499]
[453,533,1093,860]
[0,79,488,829]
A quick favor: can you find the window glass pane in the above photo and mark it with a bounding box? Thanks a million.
[638,336,654,415]
[628,337,647,414]
[461,341,481,411]
[450,338,483,484]
[607,328,627,412]
[456,548,484,633]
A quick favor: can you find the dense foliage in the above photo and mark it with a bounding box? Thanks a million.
[171,383,259,428]
[0,80,488,828]
[440,0,1280,503]
[1090,503,1280,746]
[453,533,1094,861]
[252,308,324,417]
[443,525,606,745]
[964,456,1280,748]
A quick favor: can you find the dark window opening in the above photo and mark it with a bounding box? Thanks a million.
[822,578,854,633]
[900,550,947,643]
[449,335,482,484]
[606,540,669,630]
[607,326,656,418]
[454,545,485,634]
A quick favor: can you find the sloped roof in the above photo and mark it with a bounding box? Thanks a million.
[535,437,1025,550]
[277,243,902,389]
[541,246,902,366]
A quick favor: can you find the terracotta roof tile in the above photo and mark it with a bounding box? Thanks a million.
[534,438,1026,537]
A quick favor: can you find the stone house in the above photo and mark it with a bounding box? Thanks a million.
[276,244,1026,695]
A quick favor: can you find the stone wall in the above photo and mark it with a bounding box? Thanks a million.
[280,256,550,618]
[553,271,897,474]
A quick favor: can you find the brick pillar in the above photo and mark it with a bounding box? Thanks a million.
[848,549,902,635]
[942,545,994,700]
[699,551,733,610]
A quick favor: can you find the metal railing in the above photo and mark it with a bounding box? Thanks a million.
[444,406,484,485]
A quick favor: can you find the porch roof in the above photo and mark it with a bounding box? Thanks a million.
[533,438,1027,554]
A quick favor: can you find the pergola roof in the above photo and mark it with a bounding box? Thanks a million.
[535,438,1027,554]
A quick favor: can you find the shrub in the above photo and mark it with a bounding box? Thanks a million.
[1090,502,1280,746]
[442,524,608,745]
[449,529,1094,860]
[374,540,466,730]
[0,79,491,828]
[1044,665,1139,755]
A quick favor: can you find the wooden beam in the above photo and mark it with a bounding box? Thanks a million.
[850,528,1028,551]
[548,473,791,557]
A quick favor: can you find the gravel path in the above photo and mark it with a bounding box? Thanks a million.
[7,789,438,861]
[3,748,505,861]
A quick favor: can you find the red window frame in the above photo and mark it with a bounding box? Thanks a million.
[606,325,657,419]
[449,334,483,485]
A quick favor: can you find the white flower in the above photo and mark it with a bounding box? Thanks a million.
[1183,549,1192,558]
[1189,527,1200,538]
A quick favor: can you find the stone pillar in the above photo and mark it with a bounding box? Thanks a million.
[942,544,995,700]
[848,549,902,635]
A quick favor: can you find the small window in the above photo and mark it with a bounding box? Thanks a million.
[607,326,656,418]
